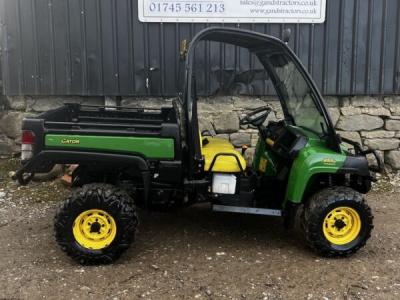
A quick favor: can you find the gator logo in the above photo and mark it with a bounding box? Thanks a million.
[61,138,80,145]
[322,158,336,165]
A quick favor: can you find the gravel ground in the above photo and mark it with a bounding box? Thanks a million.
[0,159,399,300]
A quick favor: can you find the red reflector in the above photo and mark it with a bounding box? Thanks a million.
[21,130,35,144]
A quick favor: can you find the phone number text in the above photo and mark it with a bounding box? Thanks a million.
[147,2,225,14]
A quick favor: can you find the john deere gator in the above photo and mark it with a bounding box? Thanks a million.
[14,27,383,264]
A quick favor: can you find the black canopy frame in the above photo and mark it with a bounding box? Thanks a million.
[183,27,340,178]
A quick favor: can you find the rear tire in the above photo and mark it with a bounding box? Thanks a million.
[302,186,373,257]
[54,183,138,265]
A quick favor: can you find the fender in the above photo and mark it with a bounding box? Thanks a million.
[284,141,347,204]
[13,150,151,207]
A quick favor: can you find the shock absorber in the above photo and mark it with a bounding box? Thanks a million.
[328,174,334,187]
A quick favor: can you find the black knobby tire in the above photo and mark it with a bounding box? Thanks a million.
[54,183,138,265]
[302,186,373,257]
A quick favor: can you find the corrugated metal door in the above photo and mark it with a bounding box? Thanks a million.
[0,0,399,96]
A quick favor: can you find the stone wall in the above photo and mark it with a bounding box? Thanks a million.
[0,96,104,155]
[194,95,400,170]
[1,95,400,170]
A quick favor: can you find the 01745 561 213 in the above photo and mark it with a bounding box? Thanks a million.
[148,1,225,14]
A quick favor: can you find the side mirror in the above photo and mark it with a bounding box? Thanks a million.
[282,28,291,44]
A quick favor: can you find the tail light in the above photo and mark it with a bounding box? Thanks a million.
[21,130,35,161]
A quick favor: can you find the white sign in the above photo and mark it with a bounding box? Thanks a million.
[138,0,326,23]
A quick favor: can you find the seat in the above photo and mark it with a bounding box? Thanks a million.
[201,136,246,173]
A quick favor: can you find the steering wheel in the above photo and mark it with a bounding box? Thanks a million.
[240,106,272,127]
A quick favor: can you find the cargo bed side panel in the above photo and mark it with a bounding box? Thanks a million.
[45,134,175,159]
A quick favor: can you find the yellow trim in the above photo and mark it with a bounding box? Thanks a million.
[259,157,267,172]
[322,206,361,245]
[72,209,117,250]
[266,138,275,146]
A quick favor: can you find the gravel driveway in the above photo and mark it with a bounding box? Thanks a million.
[0,160,399,299]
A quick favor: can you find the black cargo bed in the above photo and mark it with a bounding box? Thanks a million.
[21,103,182,161]
[40,103,178,135]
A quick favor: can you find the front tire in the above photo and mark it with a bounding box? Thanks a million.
[54,183,138,265]
[302,186,373,257]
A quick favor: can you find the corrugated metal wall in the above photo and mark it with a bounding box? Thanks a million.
[0,0,399,97]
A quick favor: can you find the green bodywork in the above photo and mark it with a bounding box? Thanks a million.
[253,140,279,177]
[253,127,347,206]
[284,138,345,204]
[45,134,175,159]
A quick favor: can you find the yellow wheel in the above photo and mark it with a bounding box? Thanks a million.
[73,209,117,250]
[302,187,373,257]
[55,184,138,265]
[322,207,361,245]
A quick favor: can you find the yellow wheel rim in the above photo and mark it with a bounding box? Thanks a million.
[72,209,117,250]
[322,206,361,245]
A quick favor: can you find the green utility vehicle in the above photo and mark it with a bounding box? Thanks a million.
[14,28,383,264]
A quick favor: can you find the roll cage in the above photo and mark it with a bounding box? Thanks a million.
[183,27,340,178]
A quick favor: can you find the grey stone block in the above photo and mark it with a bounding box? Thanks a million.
[215,134,229,140]
[0,134,17,155]
[386,119,400,131]
[198,118,215,135]
[360,130,396,139]
[340,97,351,107]
[337,115,384,131]
[230,132,251,147]
[322,96,339,107]
[244,147,255,166]
[384,96,400,106]
[27,97,64,112]
[232,96,266,110]
[389,106,400,115]
[351,96,383,107]
[6,96,27,111]
[361,107,391,117]
[337,131,362,145]
[251,134,259,147]
[385,151,400,170]
[364,139,400,151]
[340,107,362,116]
[198,97,233,112]
[213,113,239,133]
[328,107,340,126]
[0,112,32,139]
